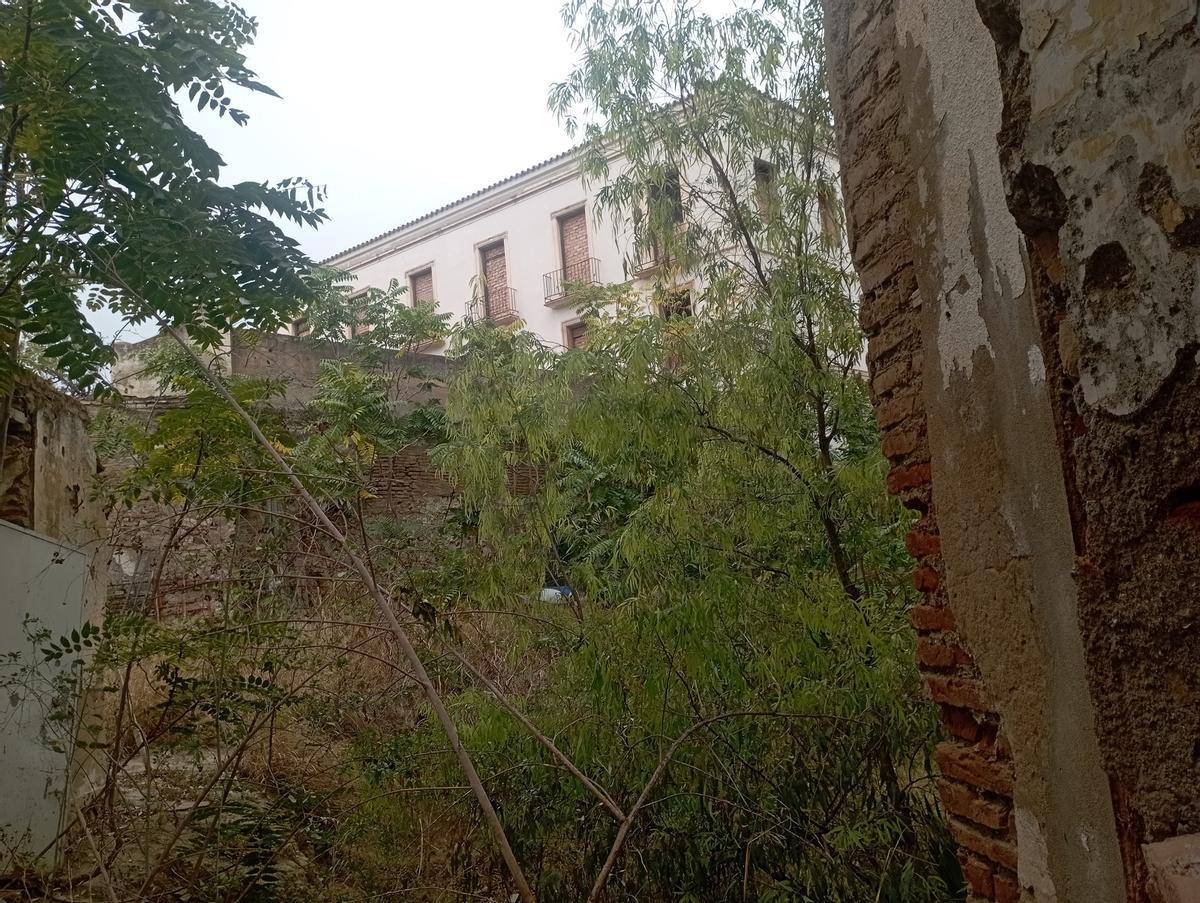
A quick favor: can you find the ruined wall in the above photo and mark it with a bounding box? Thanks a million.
[106,445,462,619]
[0,375,108,856]
[825,0,1200,899]
[979,7,1200,900]
[111,330,453,414]
[1,375,108,619]
[105,332,457,618]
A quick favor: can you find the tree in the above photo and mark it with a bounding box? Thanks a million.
[549,0,864,601]
[407,2,961,898]
[0,0,325,390]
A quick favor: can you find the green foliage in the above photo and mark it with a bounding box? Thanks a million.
[393,1,961,897]
[99,339,293,515]
[427,300,956,899]
[0,0,325,387]
[299,269,452,359]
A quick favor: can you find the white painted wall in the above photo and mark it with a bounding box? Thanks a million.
[323,147,849,351]
[0,520,89,858]
[325,153,638,350]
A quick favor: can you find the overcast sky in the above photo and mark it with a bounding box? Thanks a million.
[94,0,585,341]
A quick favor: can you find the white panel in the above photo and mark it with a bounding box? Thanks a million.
[0,519,87,856]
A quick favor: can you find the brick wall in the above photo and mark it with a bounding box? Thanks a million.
[367,446,455,514]
[558,208,590,273]
[411,267,435,305]
[824,1,1019,895]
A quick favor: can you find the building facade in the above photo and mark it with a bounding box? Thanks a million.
[320,148,640,351]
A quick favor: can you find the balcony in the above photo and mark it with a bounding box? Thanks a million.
[468,286,519,325]
[543,257,601,307]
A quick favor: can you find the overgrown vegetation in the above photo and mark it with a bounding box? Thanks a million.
[0,0,962,900]
[0,0,324,390]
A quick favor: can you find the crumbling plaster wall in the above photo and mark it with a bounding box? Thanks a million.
[978,2,1200,896]
[0,375,108,857]
[826,0,1200,899]
[894,0,1125,896]
[2,375,108,621]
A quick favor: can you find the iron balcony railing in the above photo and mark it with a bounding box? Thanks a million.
[468,285,519,324]
[543,257,601,303]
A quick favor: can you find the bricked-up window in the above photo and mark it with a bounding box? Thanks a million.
[480,240,509,318]
[647,168,683,225]
[661,288,692,319]
[410,267,434,306]
[754,157,777,216]
[565,321,587,349]
[557,207,589,276]
[816,183,844,249]
[640,168,683,269]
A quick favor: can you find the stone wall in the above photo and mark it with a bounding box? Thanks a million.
[824,1,1200,899]
[111,329,453,413]
[105,331,457,618]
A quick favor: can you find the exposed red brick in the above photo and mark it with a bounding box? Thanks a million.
[993,870,1020,903]
[942,705,983,743]
[906,526,941,557]
[872,359,908,398]
[876,392,915,429]
[881,425,920,460]
[913,564,940,592]
[828,0,1023,886]
[960,855,995,898]
[910,603,955,631]
[917,635,972,670]
[925,674,991,712]
[939,778,1011,831]
[887,461,931,493]
[936,741,1015,797]
[948,817,1019,872]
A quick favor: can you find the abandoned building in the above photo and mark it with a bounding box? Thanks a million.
[320,143,841,350]
[824,0,1200,899]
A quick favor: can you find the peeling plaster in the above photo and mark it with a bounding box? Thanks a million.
[1028,344,1047,385]
[1016,807,1058,901]
[1024,3,1200,416]
[896,0,1027,389]
[1007,0,1200,853]
[894,0,1126,896]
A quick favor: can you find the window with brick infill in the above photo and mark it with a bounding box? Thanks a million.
[409,267,435,306]
[565,321,587,349]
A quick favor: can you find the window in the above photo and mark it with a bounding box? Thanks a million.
[557,207,589,278]
[816,184,844,249]
[348,288,372,337]
[565,321,588,349]
[292,316,311,337]
[639,168,683,270]
[479,240,511,319]
[647,167,683,225]
[409,267,434,306]
[753,157,776,216]
[661,288,692,320]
